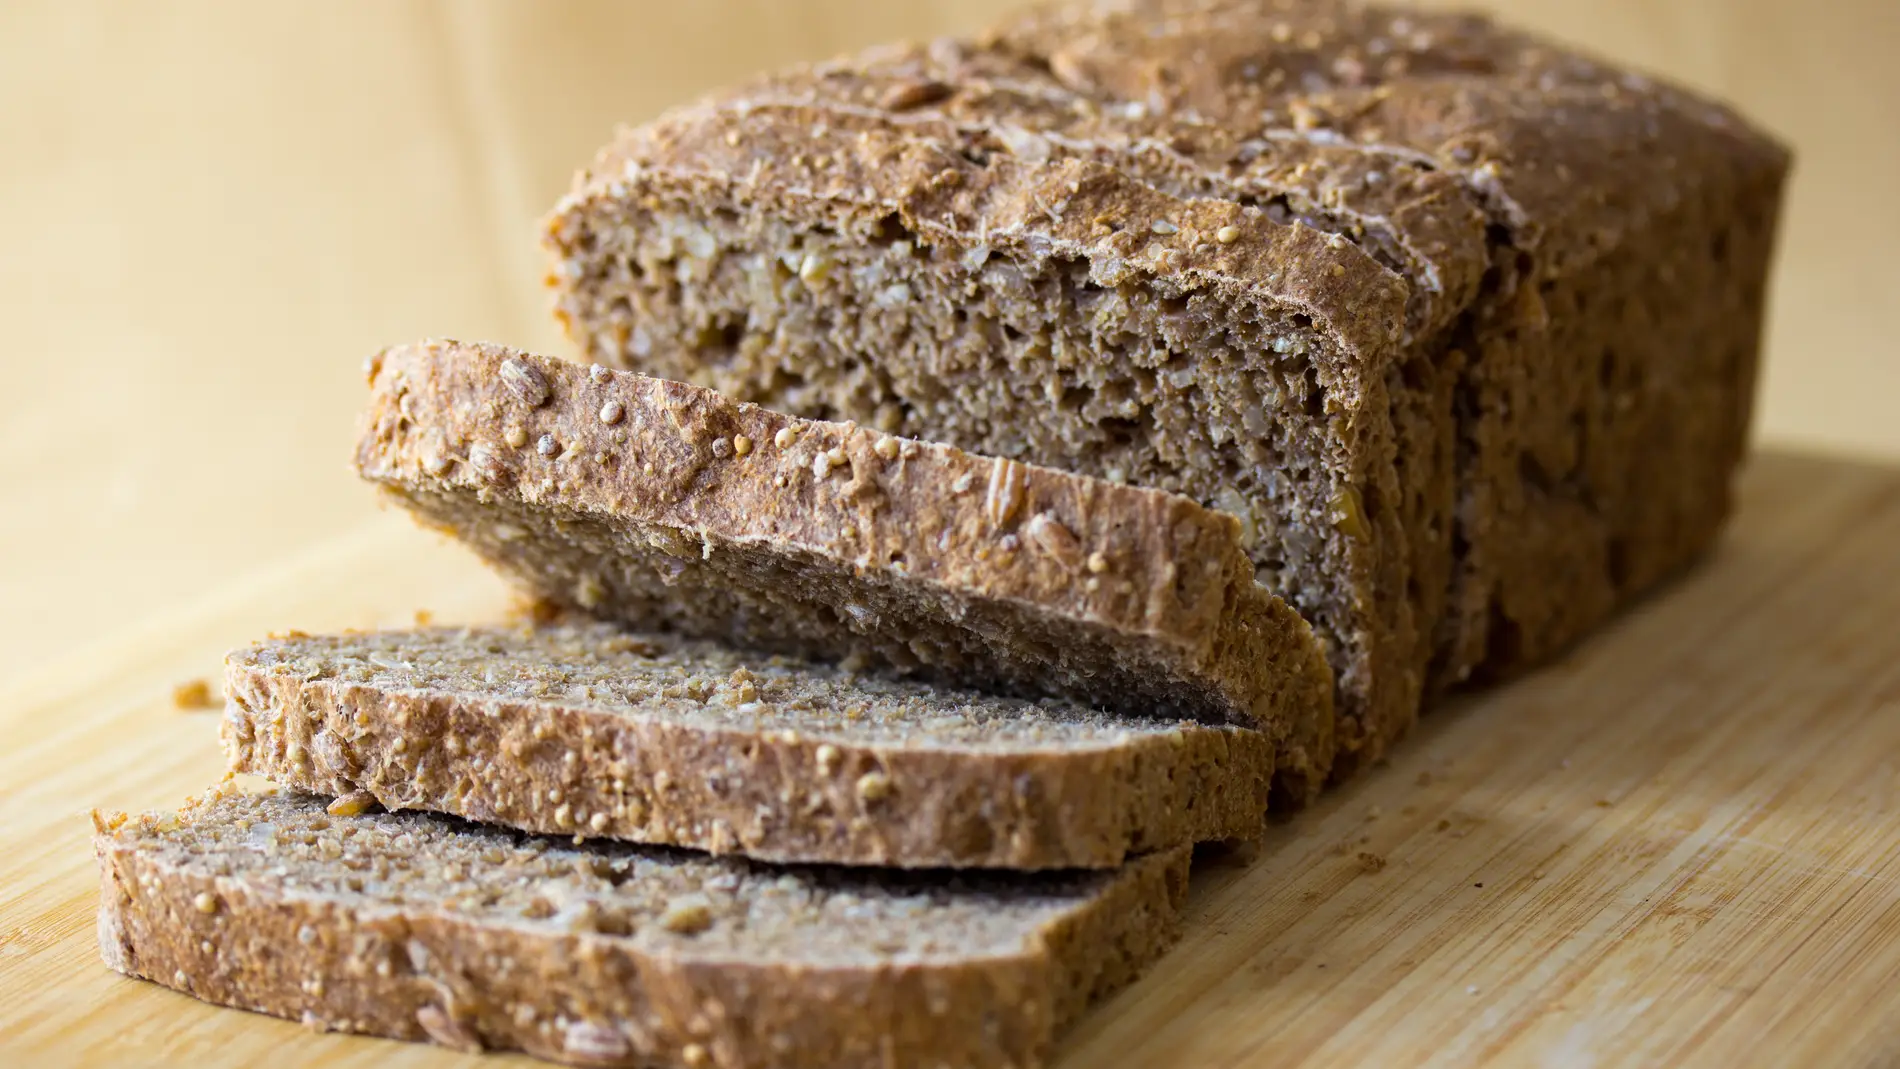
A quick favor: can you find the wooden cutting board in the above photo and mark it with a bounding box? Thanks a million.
[3,451,1898,1068]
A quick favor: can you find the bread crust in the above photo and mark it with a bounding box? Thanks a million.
[222,626,1275,869]
[94,789,1191,1069]
[544,0,1789,770]
[356,340,1335,798]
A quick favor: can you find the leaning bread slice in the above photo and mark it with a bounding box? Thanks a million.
[95,787,1190,1069]
[222,624,1272,869]
[357,339,1335,799]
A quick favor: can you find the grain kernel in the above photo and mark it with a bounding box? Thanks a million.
[1216,225,1242,244]
[193,892,218,915]
[1086,551,1110,574]
[467,444,506,482]
[499,358,551,406]
[172,679,217,710]
[1331,486,1369,540]
[815,744,841,774]
[732,435,753,457]
[661,899,714,935]
[984,457,1027,528]
[774,427,797,449]
[1150,219,1179,235]
[856,771,893,802]
[1026,513,1080,564]
[878,78,951,111]
[536,434,561,458]
[588,364,613,385]
[873,436,900,461]
[798,252,833,284]
[598,400,625,425]
[326,791,377,818]
[504,426,529,449]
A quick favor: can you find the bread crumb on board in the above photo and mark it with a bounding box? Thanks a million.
[326,791,379,818]
[171,679,219,711]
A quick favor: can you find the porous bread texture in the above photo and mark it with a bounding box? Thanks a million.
[543,0,1789,775]
[222,624,1276,869]
[356,340,1336,800]
[95,787,1190,1069]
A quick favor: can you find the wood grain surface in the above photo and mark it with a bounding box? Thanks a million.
[2,453,1898,1067]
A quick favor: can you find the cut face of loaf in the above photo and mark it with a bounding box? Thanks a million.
[357,340,1335,800]
[95,788,1190,1069]
[544,0,1789,773]
[222,624,1275,869]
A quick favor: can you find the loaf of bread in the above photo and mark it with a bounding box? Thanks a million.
[543,0,1789,775]
[222,624,1274,868]
[359,339,1336,799]
[95,787,1189,1069]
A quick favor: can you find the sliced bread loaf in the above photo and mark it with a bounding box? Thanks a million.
[95,787,1189,1069]
[357,339,1335,800]
[543,0,1788,775]
[221,624,1273,869]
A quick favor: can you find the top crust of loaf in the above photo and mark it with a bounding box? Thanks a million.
[356,340,1334,791]
[556,81,1411,376]
[984,0,1789,243]
[559,0,1787,344]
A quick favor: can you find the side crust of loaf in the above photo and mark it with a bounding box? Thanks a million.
[221,628,1276,869]
[356,340,1335,799]
[93,789,1191,1069]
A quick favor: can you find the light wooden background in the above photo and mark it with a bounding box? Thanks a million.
[1,0,1895,683]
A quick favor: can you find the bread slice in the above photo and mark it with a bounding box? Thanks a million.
[357,339,1335,801]
[543,0,1788,775]
[95,787,1189,1069]
[221,624,1273,869]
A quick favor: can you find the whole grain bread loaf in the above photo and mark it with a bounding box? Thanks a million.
[543,0,1789,775]
[358,339,1335,799]
[95,787,1189,1069]
[222,624,1274,869]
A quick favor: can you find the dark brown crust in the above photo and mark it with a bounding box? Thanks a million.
[220,628,1275,869]
[542,0,1789,771]
[93,791,1191,1069]
[355,340,1336,797]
